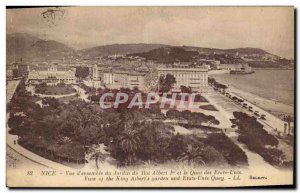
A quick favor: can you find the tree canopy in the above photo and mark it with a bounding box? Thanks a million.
[75,67,89,79]
[159,74,176,93]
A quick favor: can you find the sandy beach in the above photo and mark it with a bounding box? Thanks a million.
[228,86,294,119]
[210,69,294,120]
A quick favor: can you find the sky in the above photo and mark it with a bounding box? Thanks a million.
[7,7,294,58]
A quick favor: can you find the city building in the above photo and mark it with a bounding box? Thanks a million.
[92,64,208,92]
[90,64,105,81]
[6,62,29,80]
[218,63,252,71]
[157,67,208,92]
[229,63,253,74]
[126,72,146,90]
[92,64,147,90]
[103,70,114,85]
[27,64,76,85]
[196,59,220,69]
[103,70,146,90]
[219,64,240,70]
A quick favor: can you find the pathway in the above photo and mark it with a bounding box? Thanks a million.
[6,80,20,103]
[202,88,280,172]
[6,113,71,170]
[72,85,90,102]
[228,87,290,134]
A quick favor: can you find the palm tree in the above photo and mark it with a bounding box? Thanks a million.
[119,130,141,166]
[177,144,205,166]
[90,151,107,169]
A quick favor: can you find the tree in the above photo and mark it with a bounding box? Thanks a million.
[176,136,206,166]
[206,116,220,126]
[166,109,181,119]
[120,87,132,94]
[90,151,107,169]
[8,113,25,135]
[139,121,174,162]
[159,74,176,93]
[283,115,293,135]
[169,133,185,159]
[57,100,107,145]
[42,97,60,109]
[132,86,140,94]
[180,85,192,93]
[75,67,89,79]
[144,68,159,91]
[208,77,216,85]
[118,130,141,166]
[88,145,108,169]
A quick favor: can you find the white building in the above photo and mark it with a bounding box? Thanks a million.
[27,64,76,85]
[92,64,101,81]
[157,67,208,92]
[126,72,146,90]
[103,71,114,85]
[219,63,252,72]
[92,64,147,90]
[103,70,146,90]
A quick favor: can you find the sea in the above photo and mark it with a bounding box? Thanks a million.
[209,69,294,106]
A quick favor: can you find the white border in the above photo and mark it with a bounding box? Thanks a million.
[1,1,298,192]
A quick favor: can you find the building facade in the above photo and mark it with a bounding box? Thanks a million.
[27,64,76,85]
[103,70,146,90]
[103,71,114,85]
[157,67,208,91]
[219,63,252,72]
[126,72,146,90]
[92,65,208,92]
[93,64,146,90]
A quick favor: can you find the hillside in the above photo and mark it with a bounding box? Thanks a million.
[128,47,199,64]
[7,33,75,63]
[183,46,270,55]
[128,46,293,68]
[79,43,168,58]
[128,46,250,64]
[6,33,293,68]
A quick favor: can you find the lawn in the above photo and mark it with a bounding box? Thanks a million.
[35,85,76,95]
[199,104,218,111]
[58,95,79,103]
[194,94,209,102]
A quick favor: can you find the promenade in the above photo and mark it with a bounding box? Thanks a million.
[202,89,280,172]
[202,87,294,164]
[203,87,292,135]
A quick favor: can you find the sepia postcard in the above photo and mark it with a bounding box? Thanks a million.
[6,6,295,188]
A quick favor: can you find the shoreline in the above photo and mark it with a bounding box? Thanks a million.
[208,68,294,75]
[227,85,294,119]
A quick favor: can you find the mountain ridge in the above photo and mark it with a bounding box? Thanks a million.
[7,33,75,63]
[7,33,292,68]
